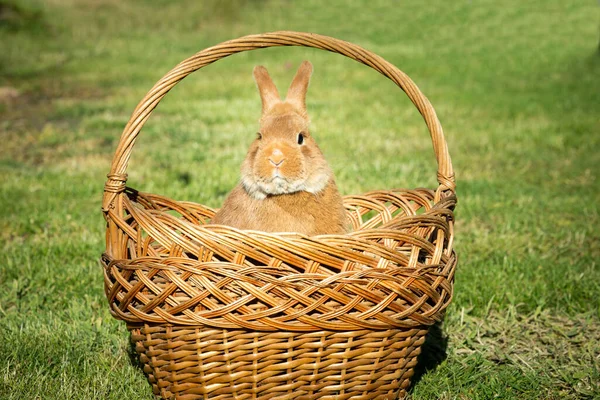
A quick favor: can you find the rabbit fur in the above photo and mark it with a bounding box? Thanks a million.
[211,61,347,235]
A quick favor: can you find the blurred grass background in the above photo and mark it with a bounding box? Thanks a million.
[1,0,599,398]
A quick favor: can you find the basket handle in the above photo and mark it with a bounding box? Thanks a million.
[103,31,455,211]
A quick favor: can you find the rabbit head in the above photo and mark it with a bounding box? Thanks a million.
[241,61,333,200]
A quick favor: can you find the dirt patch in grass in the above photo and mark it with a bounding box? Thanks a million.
[451,307,600,398]
[0,81,110,167]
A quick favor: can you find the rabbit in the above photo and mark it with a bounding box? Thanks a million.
[210,61,348,235]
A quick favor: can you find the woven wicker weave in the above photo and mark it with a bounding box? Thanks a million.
[101,31,457,400]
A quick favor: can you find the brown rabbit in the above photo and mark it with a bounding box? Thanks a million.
[211,61,347,235]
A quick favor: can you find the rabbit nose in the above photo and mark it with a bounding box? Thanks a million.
[269,149,285,167]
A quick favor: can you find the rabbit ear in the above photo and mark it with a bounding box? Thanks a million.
[253,66,280,114]
[285,61,313,111]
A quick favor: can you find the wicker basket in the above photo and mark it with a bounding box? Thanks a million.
[101,31,457,400]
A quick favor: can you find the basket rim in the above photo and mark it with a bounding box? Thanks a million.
[119,185,455,240]
[102,187,457,331]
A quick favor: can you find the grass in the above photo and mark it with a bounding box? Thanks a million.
[1,0,599,398]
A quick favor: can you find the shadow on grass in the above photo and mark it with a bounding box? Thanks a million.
[127,339,146,372]
[409,322,449,391]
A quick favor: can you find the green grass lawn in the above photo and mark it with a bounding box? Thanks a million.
[1,0,599,398]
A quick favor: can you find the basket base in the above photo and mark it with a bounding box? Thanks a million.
[129,325,427,400]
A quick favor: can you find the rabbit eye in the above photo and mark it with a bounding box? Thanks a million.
[256,132,262,140]
[297,133,304,145]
